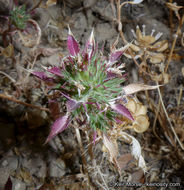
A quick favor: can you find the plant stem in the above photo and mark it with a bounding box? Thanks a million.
[75,128,93,187]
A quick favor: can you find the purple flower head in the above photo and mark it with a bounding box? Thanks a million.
[31,28,153,145]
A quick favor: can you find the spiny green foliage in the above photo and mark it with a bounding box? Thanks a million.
[10,5,30,30]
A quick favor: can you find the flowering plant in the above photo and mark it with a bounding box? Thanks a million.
[32,28,157,144]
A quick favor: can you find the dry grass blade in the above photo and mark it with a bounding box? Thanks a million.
[0,71,16,83]
[156,82,184,150]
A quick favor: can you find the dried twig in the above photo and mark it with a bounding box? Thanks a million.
[0,71,16,83]
[0,93,50,112]
[96,164,109,190]
[156,82,184,150]
[152,100,163,141]
[75,128,94,188]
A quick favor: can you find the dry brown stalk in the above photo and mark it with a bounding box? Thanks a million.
[156,82,184,150]
[0,93,50,112]
[75,128,94,189]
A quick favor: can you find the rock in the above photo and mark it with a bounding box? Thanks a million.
[0,156,18,189]
[72,12,88,38]
[49,158,66,178]
[21,156,46,179]
[48,136,65,154]
[0,0,11,15]
[83,0,97,8]
[40,53,61,67]
[95,23,117,44]
[92,0,114,21]
[60,0,83,9]
[11,178,26,190]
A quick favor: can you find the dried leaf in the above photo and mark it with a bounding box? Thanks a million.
[103,135,119,166]
[67,27,80,56]
[126,99,137,113]
[130,44,140,52]
[136,26,143,41]
[151,40,168,52]
[149,52,165,63]
[123,52,134,59]
[135,104,147,116]
[103,135,123,173]
[138,156,147,173]
[140,35,156,45]
[46,0,57,7]
[162,73,170,84]
[120,132,147,172]
[133,115,149,133]
[2,44,14,58]
[123,83,159,95]
[166,2,183,12]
